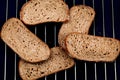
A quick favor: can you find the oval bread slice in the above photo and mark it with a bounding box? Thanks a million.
[1,18,50,63]
[58,5,95,49]
[20,0,69,25]
[66,33,120,62]
[19,47,75,80]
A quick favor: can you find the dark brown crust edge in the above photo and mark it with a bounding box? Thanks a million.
[65,32,120,62]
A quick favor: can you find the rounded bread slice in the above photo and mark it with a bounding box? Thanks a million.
[1,18,50,63]
[20,0,69,25]
[19,47,74,80]
[66,33,120,62]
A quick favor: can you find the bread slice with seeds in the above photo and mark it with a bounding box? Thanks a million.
[19,47,74,80]
[20,0,69,25]
[58,5,95,49]
[66,33,120,62]
[1,18,50,63]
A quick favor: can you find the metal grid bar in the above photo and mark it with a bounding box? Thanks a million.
[114,61,117,80]
[4,0,8,79]
[65,69,67,80]
[14,0,18,80]
[92,0,97,80]
[4,41,7,80]
[54,25,57,80]
[83,0,85,5]
[74,63,77,80]
[44,25,47,80]
[73,0,77,80]
[83,1,87,80]
[54,25,57,47]
[111,0,117,80]
[84,62,87,80]
[63,0,67,80]
[102,0,106,36]
[102,0,107,80]
[94,63,97,80]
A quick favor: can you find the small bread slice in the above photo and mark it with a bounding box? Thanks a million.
[1,18,50,63]
[66,33,120,62]
[58,5,95,49]
[19,47,74,80]
[20,0,69,25]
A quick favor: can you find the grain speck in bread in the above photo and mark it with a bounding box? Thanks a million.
[19,47,74,80]
[66,33,120,62]
[20,0,69,25]
[1,18,50,63]
[58,5,95,49]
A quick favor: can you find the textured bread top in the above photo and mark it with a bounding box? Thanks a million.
[1,18,50,63]
[19,47,74,80]
[66,33,120,62]
[20,0,69,25]
[58,5,95,49]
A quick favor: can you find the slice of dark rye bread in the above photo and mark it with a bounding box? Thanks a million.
[66,33,120,62]
[58,5,95,50]
[19,47,75,80]
[20,0,69,25]
[1,18,50,63]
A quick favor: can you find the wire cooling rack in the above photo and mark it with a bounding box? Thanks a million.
[0,0,120,80]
